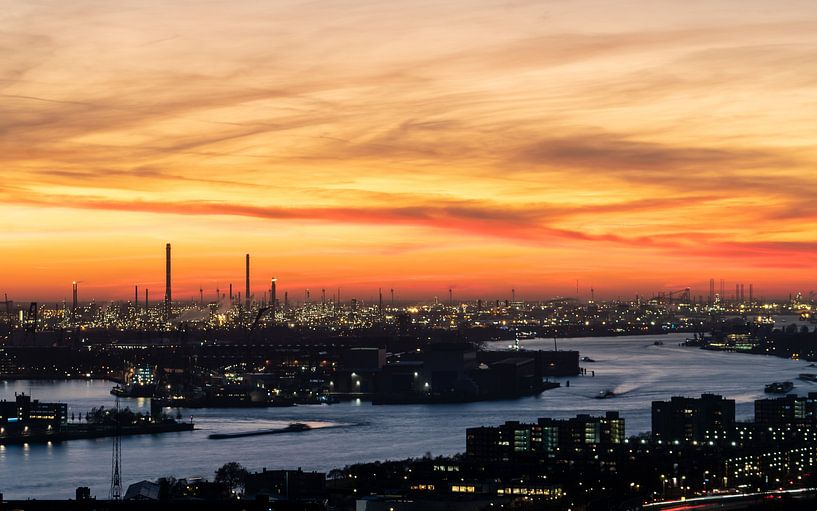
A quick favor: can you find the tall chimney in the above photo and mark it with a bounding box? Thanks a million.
[72,281,78,323]
[165,243,172,319]
[245,254,250,303]
[145,288,149,314]
[134,285,139,313]
[270,278,277,320]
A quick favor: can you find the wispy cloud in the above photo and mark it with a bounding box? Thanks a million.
[3,0,817,297]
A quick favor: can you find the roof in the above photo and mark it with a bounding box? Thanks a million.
[124,480,161,501]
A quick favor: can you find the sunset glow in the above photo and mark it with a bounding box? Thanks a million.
[3,0,817,301]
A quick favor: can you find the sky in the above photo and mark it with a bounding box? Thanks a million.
[2,0,817,302]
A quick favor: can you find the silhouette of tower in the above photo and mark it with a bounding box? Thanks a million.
[709,278,715,305]
[71,281,78,323]
[270,278,277,320]
[110,397,123,500]
[164,243,172,320]
[245,254,251,303]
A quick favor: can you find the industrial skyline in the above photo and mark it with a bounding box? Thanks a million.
[2,242,791,305]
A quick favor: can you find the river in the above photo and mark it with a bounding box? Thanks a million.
[0,333,813,498]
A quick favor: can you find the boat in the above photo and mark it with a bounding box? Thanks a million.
[764,381,794,394]
[799,373,817,382]
[581,356,596,362]
[110,382,156,398]
[208,422,311,440]
[596,389,615,399]
[653,341,664,346]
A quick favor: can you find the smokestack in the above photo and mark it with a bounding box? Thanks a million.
[145,288,149,314]
[270,278,277,320]
[322,288,326,307]
[245,254,250,303]
[749,284,754,303]
[709,278,715,305]
[379,288,383,313]
[165,243,172,319]
[391,288,394,306]
[72,281,78,323]
[229,284,233,304]
[284,291,288,308]
[135,285,139,313]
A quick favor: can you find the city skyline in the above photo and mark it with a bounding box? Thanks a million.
[4,0,817,300]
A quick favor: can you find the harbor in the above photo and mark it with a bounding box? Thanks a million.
[2,333,816,499]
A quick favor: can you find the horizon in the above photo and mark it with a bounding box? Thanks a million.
[2,243,807,305]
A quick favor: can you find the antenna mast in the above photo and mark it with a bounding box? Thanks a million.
[110,396,123,500]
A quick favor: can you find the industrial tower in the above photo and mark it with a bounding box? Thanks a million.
[110,397,123,500]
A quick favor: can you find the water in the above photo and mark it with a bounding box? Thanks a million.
[0,333,813,499]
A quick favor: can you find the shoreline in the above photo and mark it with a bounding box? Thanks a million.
[0,422,194,446]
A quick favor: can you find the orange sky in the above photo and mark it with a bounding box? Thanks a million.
[2,0,817,302]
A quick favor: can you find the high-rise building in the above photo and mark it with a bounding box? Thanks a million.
[466,412,624,462]
[652,394,735,443]
[755,393,817,425]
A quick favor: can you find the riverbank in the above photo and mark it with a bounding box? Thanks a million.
[0,421,194,445]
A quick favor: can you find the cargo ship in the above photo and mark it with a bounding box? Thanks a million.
[208,423,311,440]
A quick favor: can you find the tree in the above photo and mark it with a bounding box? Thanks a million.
[157,476,179,500]
[214,462,248,495]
